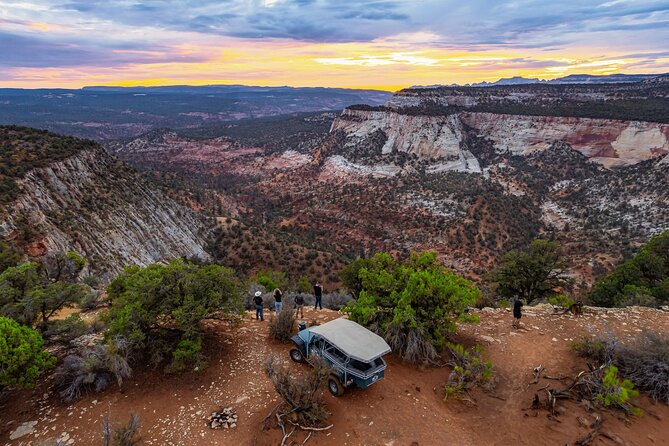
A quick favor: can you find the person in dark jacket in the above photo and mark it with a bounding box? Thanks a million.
[294,294,305,318]
[512,296,523,328]
[273,288,283,314]
[313,282,323,310]
[254,291,264,321]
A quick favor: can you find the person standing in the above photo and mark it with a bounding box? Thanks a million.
[313,282,323,310]
[274,288,283,314]
[294,293,305,318]
[512,296,523,329]
[254,291,264,321]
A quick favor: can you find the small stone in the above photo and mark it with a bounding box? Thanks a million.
[9,421,38,440]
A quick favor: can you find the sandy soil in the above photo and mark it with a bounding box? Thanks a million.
[2,305,669,446]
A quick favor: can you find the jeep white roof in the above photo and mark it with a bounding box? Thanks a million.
[309,318,391,362]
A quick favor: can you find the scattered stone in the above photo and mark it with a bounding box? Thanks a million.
[208,407,238,429]
[9,421,38,440]
[480,335,496,344]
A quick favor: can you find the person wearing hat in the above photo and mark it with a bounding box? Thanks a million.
[254,291,264,321]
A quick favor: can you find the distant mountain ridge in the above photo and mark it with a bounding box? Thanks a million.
[0,85,392,141]
[411,73,665,89]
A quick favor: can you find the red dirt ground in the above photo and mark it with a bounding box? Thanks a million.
[2,305,669,446]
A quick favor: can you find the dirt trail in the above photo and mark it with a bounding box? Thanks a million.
[2,305,669,446]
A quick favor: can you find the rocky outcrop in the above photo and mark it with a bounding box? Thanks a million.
[0,147,211,281]
[332,109,481,173]
[332,109,669,169]
[460,113,669,168]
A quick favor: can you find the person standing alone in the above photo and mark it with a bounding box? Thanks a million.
[254,291,264,321]
[313,281,323,310]
[274,288,283,314]
[512,296,523,329]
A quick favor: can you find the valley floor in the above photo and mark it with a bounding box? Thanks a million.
[2,305,669,446]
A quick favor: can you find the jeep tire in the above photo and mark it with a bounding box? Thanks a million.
[289,348,305,363]
[328,375,345,397]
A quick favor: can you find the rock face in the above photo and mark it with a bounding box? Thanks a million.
[0,146,210,281]
[332,109,669,169]
[332,109,481,173]
[460,112,669,168]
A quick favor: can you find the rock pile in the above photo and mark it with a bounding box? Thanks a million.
[208,407,238,429]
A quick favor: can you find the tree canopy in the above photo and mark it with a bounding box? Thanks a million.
[589,230,669,307]
[488,239,569,304]
[106,259,243,372]
[0,252,88,329]
[345,251,480,363]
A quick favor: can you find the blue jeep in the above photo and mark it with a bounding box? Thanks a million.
[289,318,391,396]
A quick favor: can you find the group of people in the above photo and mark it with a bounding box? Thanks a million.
[252,281,324,321]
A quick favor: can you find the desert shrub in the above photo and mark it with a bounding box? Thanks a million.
[321,292,353,310]
[102,413,141,446]
[548,294,574,308]
[80,289,103,310]
[444,342,494,400]
[55,337,132,403]
[345,251,480,363]
[339,257,373,298]
[105,260,242,372]
[596,365,641,416]
[589,230,669,307]
[488,239,570,304]
[0,241,21,274]
[265,355,330,427]
[269,303,296,343]
[41,251,86,283]
[616,331,669,404]
[0,259,89,328]
[0,316,55,390]
[253,269,288,293]
[41,313,88,344]
[572,334,617,365]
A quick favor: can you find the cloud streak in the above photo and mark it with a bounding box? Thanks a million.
[0,0,667,88]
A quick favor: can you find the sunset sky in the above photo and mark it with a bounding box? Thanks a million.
[1,0,669,91]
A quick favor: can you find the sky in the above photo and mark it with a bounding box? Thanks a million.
[1,0,669,90]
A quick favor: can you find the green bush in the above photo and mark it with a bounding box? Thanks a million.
[589,231,669,307]
[0,241,21,274]
[444,342,494,400]
[596,365,641,416]
[0,256,89,328]
[253,269,288,293]
[105,259,242,372]
[345,251,480,363]
[0,316,55,389]
[548,294,574,308]
[488,239,569,304]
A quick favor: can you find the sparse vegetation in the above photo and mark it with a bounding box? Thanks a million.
[269,303,296,343]
[102,413,141,446]
[573,330,669,407]
[55,337,132,403]
[444,342,494,400]
[265,354,331,428]
[616,331,669,405]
